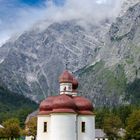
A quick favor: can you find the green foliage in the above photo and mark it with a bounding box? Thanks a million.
[103,64,127,95]
[25,117,37,138]
[0,118,21,139]
[95,105,139,139]
[77,61,104,76]
[0,85,38,126]
[0,128,5,138]
[125,79,140,105]
[22,117,37,140]
[95,107,110,128]
[125,109,140,140]
[79,61,127,100]
[112,105,134,126]
[125,57,134,64]
[103,114,122,140]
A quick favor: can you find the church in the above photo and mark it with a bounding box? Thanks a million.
[37,70,95,140]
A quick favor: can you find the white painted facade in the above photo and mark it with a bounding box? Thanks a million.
[50,114,77,140]
[78,115,95,140]
[37,114,95,140]
[25,136,34,140]
[37,115,50,140]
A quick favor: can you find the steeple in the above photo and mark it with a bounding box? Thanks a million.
[59,70,73,95]
[37,69,95,140]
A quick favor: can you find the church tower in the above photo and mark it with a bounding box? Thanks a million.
[37,70,95,140]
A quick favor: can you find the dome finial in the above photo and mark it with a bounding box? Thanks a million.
[66,63,68,70]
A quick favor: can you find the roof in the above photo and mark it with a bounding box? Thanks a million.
[59,70,73,83]
[25,110,38,124]
[39,95,94,115]
[39,70,94,115]
[95,129,107,138]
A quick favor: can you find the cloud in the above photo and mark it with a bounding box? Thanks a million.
[47,0,122,22]
[0,0,123,46]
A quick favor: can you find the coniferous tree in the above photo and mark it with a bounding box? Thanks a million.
[125,109,140,140]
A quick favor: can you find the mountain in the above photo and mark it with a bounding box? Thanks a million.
[0,82,37,124]
[0,1,139,107]
[120,0,140,16]
[78,2,140,107]
[0,20,110,102]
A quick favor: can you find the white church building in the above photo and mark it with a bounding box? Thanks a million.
[37,70,95,140]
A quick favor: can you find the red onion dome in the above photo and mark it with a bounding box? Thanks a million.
[73,96,94,115]
[39,96,55,115]
[59,70,73,83]
[52,94,76,113]
[72,78,78,90]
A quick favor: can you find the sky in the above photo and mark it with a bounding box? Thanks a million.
[0,0,122,46]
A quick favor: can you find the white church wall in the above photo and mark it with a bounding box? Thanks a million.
[78,115,95,140]
[50,113,77,140]
[25,136,34,140]
[37,115,50,140]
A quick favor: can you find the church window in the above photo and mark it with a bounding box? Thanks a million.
[81,122,85,133]
[44,122,47,132]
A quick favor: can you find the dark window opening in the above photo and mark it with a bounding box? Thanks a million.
[44,122,47,132]
[81,122,85,133]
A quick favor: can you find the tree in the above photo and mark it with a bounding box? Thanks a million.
[125,109,140,140]
[95,107,110,128]
[112,105,134,127]
[16,108,33,128]
[0,128,5,138]
[24,117,37,140]
[2,118,21,140]
[103,114,122,140]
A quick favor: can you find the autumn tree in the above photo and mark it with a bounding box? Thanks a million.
[2,118,21,140]
[125,109,140,140]
[0,128,5,138]
[103,114,122,140]
[24,117,37,140]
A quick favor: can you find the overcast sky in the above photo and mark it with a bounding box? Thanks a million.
[0,0,122,46]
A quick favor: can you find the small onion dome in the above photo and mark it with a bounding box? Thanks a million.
[52,94,76,113]
[72,78,78,90]
[59,70,73,83]
[39,96,55,115]
[73,96,94,115]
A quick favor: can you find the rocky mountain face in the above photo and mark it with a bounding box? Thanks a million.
[0,2,139,107]
[0,20,110,102]
[120,0,140,16]
[78,2,140,107]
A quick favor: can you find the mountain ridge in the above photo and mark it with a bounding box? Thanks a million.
[78,2,140,107]
[0,1,139,107]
